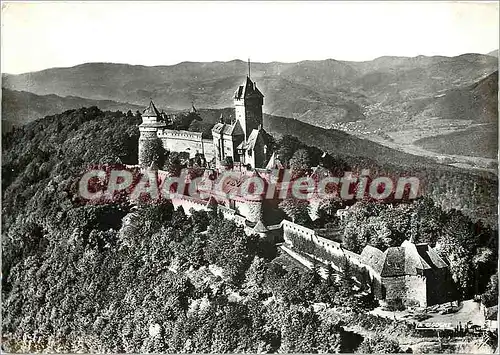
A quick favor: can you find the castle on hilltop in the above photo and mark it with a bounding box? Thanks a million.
[138,69,273,170]
[135,68,455,310]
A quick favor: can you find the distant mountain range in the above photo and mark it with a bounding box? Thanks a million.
[3,54,496,119]
[407,71,498,123]
[487,49,498,57]
[2,53,498,163]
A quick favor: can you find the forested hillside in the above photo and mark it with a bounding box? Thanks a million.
[2,107,498,352]
[1,107,408,353]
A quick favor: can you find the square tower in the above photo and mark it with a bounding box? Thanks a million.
[234,76,264,140]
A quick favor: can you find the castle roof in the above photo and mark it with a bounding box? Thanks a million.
[265,152,285,170]
[143,100,161,117]
[212,121,244,136]
[237,128,263,151]
[310,166,332,180]
[415,242,448,269]
[234,76,264,100]
[486,305,498,321]
[253,220,269,233]
[362,240,448,278]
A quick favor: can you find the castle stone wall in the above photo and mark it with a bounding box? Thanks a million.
[159,129,204,156]
[282,219,386,299]
[157,129,215,161]
[202,139,215,162]
[363,263,383,299]
[234,200,250,220]
[425,269,455,306]
[246,200,263,223]
[405,275,427,307]
[282,220,345,260]
[223,136,236,161]
[381,276,406,305]
[171,195,209,215]
[218,205,236,220]
[234,100,247,138]
[382,275,427,307]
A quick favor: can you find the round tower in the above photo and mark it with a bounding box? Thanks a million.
[138,100,165,166]
[242,169,267,224]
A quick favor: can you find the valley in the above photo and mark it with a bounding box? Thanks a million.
[331,116,497,172]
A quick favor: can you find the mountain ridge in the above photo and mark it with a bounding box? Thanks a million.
[2,53,497,162]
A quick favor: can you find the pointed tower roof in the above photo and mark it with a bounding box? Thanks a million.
[361,245,386,275]
[205,195,218,208]
[143,100,161,117]
[234,76,264,100]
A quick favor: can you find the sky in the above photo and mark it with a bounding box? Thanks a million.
[1,1,498,74]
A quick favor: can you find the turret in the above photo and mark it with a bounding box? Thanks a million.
[138,100,165,166]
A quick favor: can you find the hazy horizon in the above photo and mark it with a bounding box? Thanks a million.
[1,1,499,75]
[2,50,499,76]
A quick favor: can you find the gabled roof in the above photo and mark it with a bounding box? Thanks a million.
[212,120,244,136]
[265,152,285,170]
[247,129,262,150]
[403,240,432,274]
[380,240,445,278]
[415,243,448,269]
[206,195,218,207]
[143,100,161,117]
[234,76,264,100]
[381,247,407,277]
[310,166,332,180]
[486,305,498,321]
[238,128,262,150]
[212,122,226,134]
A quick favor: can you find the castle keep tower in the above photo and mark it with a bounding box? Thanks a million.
[136,61,271,170]
[212,61,270,169]
[138,100,165,166]
[234,76,264,140]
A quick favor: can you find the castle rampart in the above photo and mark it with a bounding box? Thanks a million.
[158,129,214,160]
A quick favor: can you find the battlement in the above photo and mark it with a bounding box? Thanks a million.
[158,129,203,141]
